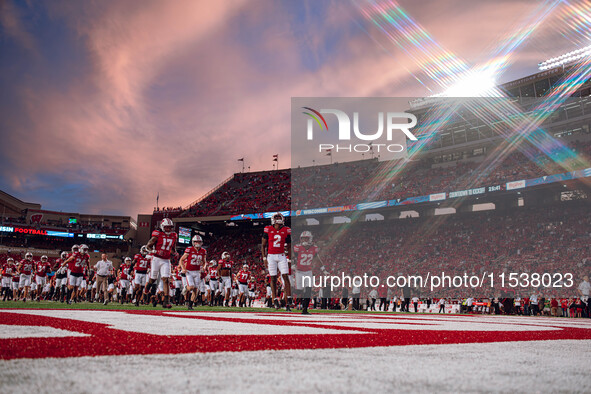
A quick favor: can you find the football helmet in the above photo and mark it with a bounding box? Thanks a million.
[210,259,217,266]
[160,218,174,234]
[221,251,230,261]
[79,244,89,254]
[271,212,284,226]
[71,245,79,253]
[60,251,68,260]
[300,230,313,246]
[242,264,249,270]
[41,255,48,262]
[7,257,14,263]
[25,252,33,260]
[140,245,149,256]
[125,257,132,263]
[192,235,203,248]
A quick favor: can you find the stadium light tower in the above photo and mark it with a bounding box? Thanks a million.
[538,45,591,71]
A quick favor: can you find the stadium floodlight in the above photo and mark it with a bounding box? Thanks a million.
[441,70,496,97]
[409,69,498,109]
[538,45,591,71]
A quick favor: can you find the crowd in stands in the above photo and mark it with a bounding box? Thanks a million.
[182,170,290,217]
[180,140,591,217]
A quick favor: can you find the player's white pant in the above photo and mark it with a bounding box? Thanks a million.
[238,283,248,295]
[19,274,31,288]
[249,291,255,298]
[68,275,83,287]
[35,275,47,286]
[56,277,67,287]
[267,253,289,276]
[185,271,201,288]
[80,280,87,290]
[134,272,148,287]
[199,280,206,293]
[221,276,232,291]
[209,279,219,292]
[181,275,187,289]
[231,288,238,297]
[31,282,37,292]
[120,279,130,290]
[1,277,11,287]
[108,283,114,291]
[150,256,171,279]
[296,270,313,290]
[174,279,182,290]
[92,280,98,290]
[12,281,19,290]
[266,286,272,297]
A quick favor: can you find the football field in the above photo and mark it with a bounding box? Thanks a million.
[1,304,590,393]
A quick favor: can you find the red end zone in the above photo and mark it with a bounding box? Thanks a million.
[1,309,591,360]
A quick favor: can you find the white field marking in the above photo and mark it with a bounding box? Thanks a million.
[0,310,364,336]
[165,312,591,331]
[0,324,90,339]
[1,340,590,393]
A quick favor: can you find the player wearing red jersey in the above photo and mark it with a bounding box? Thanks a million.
[179,235,206,310]
[143,218,177,308]
[248,277,256,307]
[62,244,90,304]
[53,251,68,302]
[261,212,292,311]
[18,252,35,302]
[236,264,251,307]
[118,257,132,304]
[2,257,17,301]
[293,231,324,315]
[217,251,233,307]
[207,260,220,306]
[130,245,151,306]
[34,255,51,301]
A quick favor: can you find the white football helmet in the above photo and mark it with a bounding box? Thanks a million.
[71,245,79,253]
[41,255,48,262]
[25,252,33,260]
[79,244,89,254]
[125,257,132,263]
[271,212,284,226]
[300,231,313,246]
[7,257,14,263]
[192,235,203,248]
[160,218,174,234]
[221,251,230,261]
[60,251,68,260]
[140,245,149,256]
[209,259,217,266]
[242,264,249,270]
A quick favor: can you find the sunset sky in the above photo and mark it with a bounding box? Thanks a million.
[0,0,587,217]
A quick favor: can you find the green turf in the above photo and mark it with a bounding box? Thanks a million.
[0,300,409,314]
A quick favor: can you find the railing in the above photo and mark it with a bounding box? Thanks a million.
[183,174,235,210]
